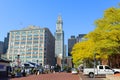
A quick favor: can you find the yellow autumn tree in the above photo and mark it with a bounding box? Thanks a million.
[71,39,95,67]
[93,7,120,55]
[71,7,120,67]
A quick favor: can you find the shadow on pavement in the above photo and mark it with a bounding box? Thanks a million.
[0,78,10,80]
[0,76,12,80]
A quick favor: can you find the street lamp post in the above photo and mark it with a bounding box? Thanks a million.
[37,60,38,66]
[93,53,99,79]
[12,60,15,67]
[93,53,96,79]
[17,53,20,67]
[61,59,63,71]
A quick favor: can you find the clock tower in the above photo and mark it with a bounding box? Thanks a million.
[55,15,64,70]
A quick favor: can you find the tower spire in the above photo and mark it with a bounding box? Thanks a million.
[56,15,63,31]
[57,15,63,24]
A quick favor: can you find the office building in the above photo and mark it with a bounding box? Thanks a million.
[68,34,86,56]
[3,33,9,54]
[68,36,76,56]
[7,26,55,66]
[0,41,4,54]
[76,34,86,42]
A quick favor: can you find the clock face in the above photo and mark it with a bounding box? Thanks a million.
[57,25,61,31]
[57,33,61,40]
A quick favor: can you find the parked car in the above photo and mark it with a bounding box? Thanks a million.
[71,68,78,74]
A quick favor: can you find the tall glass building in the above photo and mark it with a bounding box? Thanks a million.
[7,26,55,66]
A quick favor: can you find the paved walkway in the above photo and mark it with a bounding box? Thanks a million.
[106,73,120,80]
[9,72,80,80]
[1,72,120,80]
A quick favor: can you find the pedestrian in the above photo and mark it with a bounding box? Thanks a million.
[53,70,55,74]
[39,68,42,74]
[37,70,39,75]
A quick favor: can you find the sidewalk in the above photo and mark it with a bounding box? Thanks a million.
[79,72,106,80]
[105,73,120,80]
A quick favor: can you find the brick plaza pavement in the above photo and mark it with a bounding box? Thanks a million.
[2,72,118,80]
[9,72,80,80]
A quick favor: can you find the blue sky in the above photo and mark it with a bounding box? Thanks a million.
[0,0,120,44]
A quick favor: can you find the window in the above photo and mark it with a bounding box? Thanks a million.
[33,41,38,43]
[21,42,25,44]
[40,34,43,36]
[33,30,39,33]
[27,42,32,44]
[26,48,31,51]
[33,52,38,54]
[21,31,26,36]
[105,66,111,69]
[15,32,20,35]
[28,33,32,36]
[27,37,32,40]
[40,29,43,33]
[33,44,38,47]
[15,42,19,44]
[40,41,43,43]
[15,36,20,40]
[39,44,42,47]
[39,56,42,58]
[99,66,103,69]
[26,56,31,58]
[39,52,42,54]
[14,46,19,49]
[33,37,38,40]
[32,56,37,58]
[39,48,43,51]
[21,37,26,40]
[11,32,14,35]
[26,52,31,54]
[34,34,39,36]
[33,48,38,50]
[11,35,14,38]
